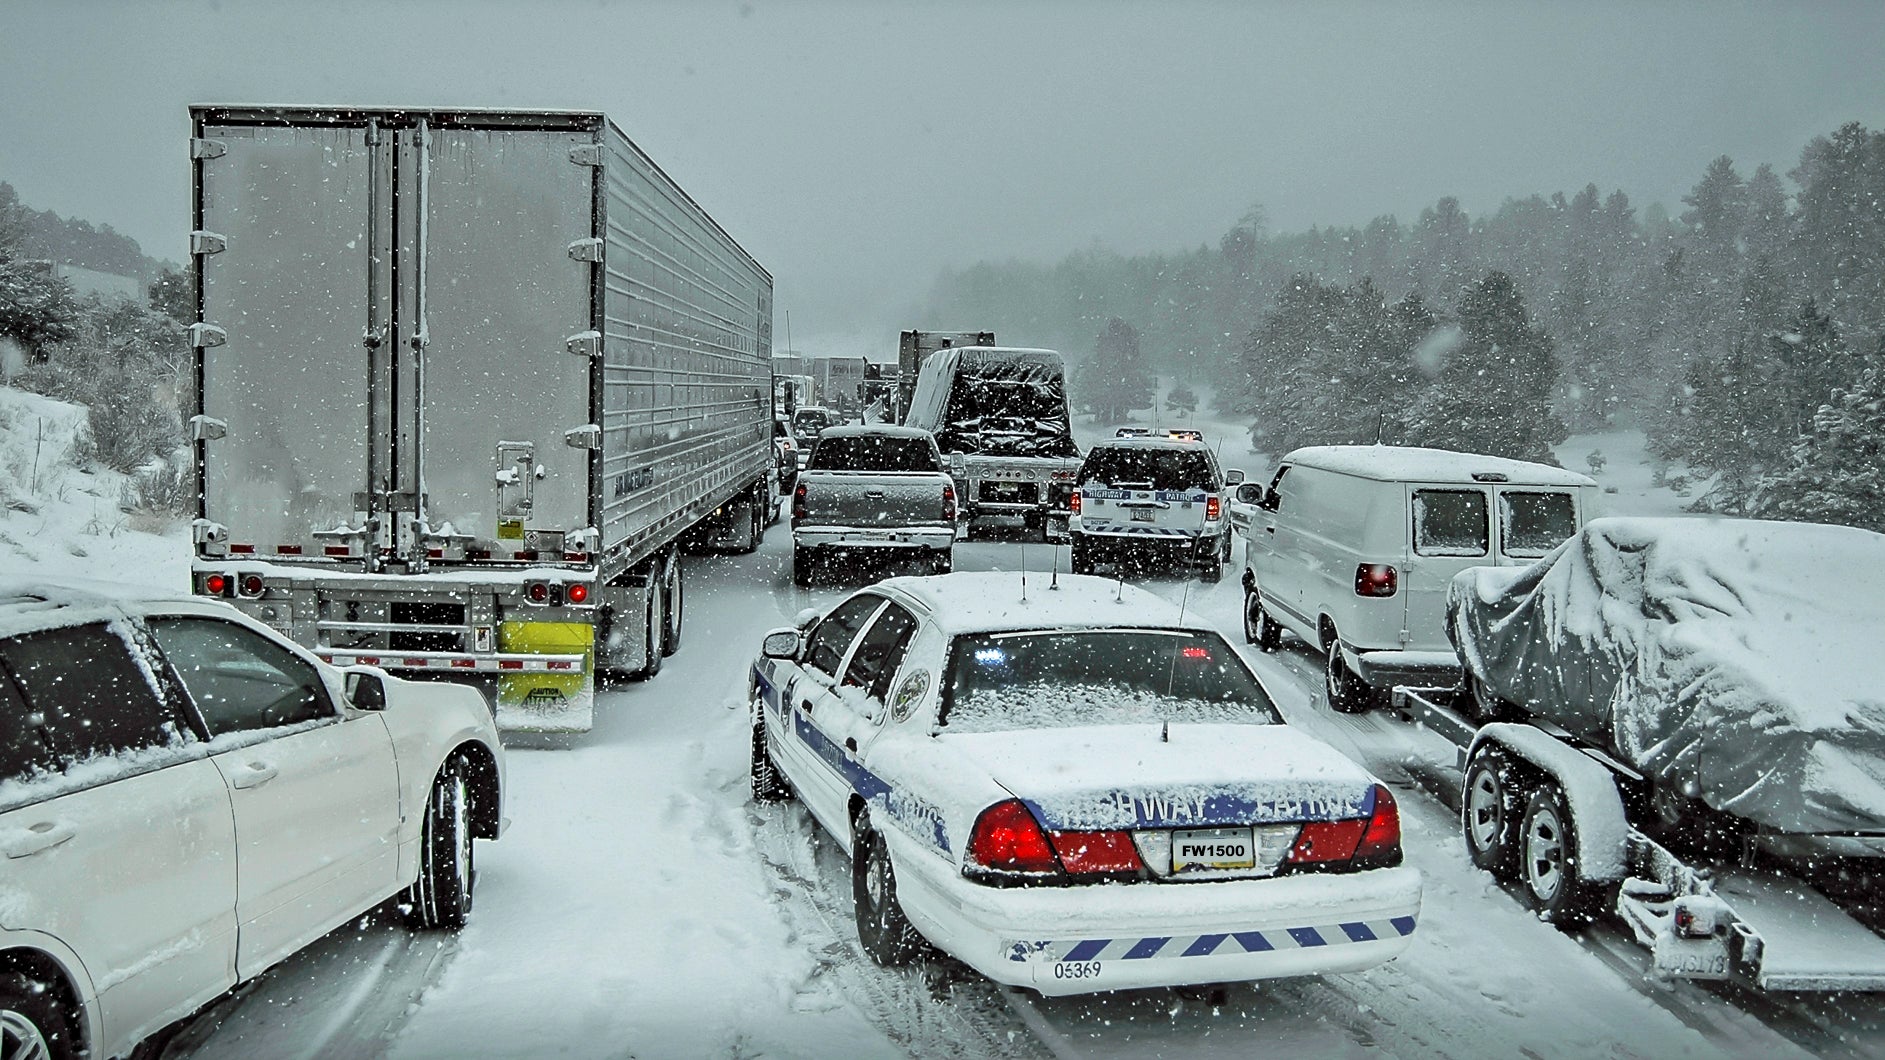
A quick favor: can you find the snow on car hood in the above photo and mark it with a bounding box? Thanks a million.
[937,722,1377,830]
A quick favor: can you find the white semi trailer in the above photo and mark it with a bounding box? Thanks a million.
[188,105,774,734]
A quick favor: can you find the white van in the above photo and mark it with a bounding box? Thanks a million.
[1239,446,1597,712]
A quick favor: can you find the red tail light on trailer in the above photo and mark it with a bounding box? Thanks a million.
[566,583,590,605]
[200,573,232,597]
[1355,563,1398,597]
[237,574,265,598]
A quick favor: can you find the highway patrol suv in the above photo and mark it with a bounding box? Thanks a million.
[1069,436,1234,580]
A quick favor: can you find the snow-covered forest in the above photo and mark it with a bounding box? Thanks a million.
[932,122,1885,527]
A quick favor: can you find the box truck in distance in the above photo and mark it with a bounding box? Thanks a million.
[188,106,774,735]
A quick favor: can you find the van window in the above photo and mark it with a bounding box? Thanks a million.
[1081,447,1215,490]
[1499,491,1577,558]
[1412,489,1489,557]
[0,623,184,762]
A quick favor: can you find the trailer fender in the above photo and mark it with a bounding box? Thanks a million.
[1468,723,1629,882]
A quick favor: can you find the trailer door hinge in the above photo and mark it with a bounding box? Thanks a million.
[190,415,228,441]
[191,138,226,160]
[566,330,601,358]
[567,238,604,263]
[190,231,227,255]
[564,425,602,450]
[569,143,603,167]
[189,323,227,349]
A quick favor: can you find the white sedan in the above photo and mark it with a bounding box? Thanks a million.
[0,578,504,1060]
[749,572,1422,996]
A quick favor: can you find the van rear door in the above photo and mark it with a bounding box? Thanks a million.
[1402,485,1492,651]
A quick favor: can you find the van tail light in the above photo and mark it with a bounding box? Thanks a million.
[1069,491,1082,515]
[1206,496,1222,521]
[792,483,808,523]
[1047,829,1144,876]
[1286,784,1402,871]
[966,799,1064,881]
[943,484,957,523]
[1355,563,1398,597]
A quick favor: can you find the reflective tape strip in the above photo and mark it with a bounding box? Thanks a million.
[1006,916,1415,963]
[319,652,585,673]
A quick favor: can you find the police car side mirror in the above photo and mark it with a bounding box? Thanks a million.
[762,629,801,659]
[1226,469,1246,486]
[793,607,822,631]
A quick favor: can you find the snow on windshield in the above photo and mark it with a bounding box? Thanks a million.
[940,629,1279,733]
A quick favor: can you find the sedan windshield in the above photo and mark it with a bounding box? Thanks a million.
[941,629,1280,734]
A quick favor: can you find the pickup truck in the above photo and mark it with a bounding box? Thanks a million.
[791,425,958,587]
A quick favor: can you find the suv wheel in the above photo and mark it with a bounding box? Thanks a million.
[0,972,75,1060]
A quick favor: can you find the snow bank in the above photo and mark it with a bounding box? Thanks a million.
[1450,516,1885,834]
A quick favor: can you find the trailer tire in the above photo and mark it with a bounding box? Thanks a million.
[637,575,665,678]
[1462,747,1521,878]
[1518,783,1599,927]
[662,554,683,656]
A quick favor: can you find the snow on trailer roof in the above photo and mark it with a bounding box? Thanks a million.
[1283,445,1594,487]
[814,424,933,440]
[875,572,1214,636]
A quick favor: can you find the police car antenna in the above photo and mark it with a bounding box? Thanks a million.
[1019,546,1027,603]
[1049,545,1060,589]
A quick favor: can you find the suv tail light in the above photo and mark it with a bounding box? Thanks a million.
[967,799,1063,880]
[792,483,808,523]
[943,484,957,523]
[1355,563,1398,597]
[1286,784,1402,871]
[1206,496,1222,521]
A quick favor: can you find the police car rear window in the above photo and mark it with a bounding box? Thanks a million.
[1080,448,1213,490]
[940,630,1280,734]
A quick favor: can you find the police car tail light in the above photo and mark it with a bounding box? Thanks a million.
[1354,563,1398,598]
[1352,785,1402,865]
[943,484,957,523]
[1285,819,1367,865]
[1047,829,1143,875]
[1206,496,1221,521]
[967,799,1063,878]
[1069,491,1081,515]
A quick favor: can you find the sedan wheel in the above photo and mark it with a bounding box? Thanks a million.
[410,759,474,930]
[852,824,920,966]
[750,712,793,804]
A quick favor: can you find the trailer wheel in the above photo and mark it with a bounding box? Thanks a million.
[1518,783,1598,926]
[1324,638,1373,714]
[662,554,684,656]
[638,574,665,678]
[1462,747,1521,877]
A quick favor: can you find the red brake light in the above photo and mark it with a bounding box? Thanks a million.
[792,483,808,522]
[1206,496,1222,521]
[1047,830,1144,874]
[238,574,265,598]
[1287,819,1367,864]
[1069,491,1082,515]
[202,573,230,597]
[1181,646,1211,660]
[967,799,1063,877]
[1355,784,1402,861]
[566,583,590,605]
[526,581,550,604]
[1355,563,1398,597]
[943,484,956,523]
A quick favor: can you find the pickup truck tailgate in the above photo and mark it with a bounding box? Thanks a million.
[799,472,951,527]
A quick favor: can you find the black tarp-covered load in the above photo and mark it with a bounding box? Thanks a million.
[1448,517,1885,835]
[904,348,1079,458]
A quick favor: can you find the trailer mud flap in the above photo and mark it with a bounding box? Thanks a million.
[495,619,595,732]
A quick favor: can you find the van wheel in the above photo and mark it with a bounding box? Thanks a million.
[1462,747,1521,877]
[1325,638,1372,714]
[1518,784,1600,926]
[1243,588,1282,652]
[0,971,76,1060]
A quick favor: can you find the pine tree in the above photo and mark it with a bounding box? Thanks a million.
[1402,272,1565,463]
[1074,317,1153,423]
[1750,352,1885,532]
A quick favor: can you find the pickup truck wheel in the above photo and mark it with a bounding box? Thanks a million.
[410,758,475,930]
[853,823,921,966]
[0,972,75,1060]
[1462,748,1520,877]
[791,547,814,588]
[1519,783,1597,926]
[751,712,793,803]
[1218,530,1233,563]
[1325,638,1373,714]
[1199,558,1223,583]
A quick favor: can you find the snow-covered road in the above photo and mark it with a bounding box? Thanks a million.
[169,522,1885,1059]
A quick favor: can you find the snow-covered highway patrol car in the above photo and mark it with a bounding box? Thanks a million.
[748,572,1422,996]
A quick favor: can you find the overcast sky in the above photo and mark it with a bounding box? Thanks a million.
[2,0,1882,355]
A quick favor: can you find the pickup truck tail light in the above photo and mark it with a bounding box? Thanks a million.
[1206,496,1221,521]
[966,799,1064,881]
[792,483,808,523]
[943,484,957,523]
[1286,784,1402,871]
[1355,563,1398,597]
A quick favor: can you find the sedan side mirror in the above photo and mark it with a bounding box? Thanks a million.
[1226,469,1246,486]
[344,670,387,711]
[762,628,801,659]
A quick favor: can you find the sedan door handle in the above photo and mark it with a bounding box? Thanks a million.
[1265,526,1275,534]
[2,820,76,859]
[844,737,858,753]
[230,761,280,789]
